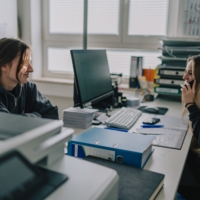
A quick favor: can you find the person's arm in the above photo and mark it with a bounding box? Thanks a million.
[24,83,59,119]
[181,80,200,140]
[22,111,42,118]
[0,101,10,114]
[188,104,200,142]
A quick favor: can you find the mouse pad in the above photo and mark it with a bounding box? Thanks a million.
[138,106,168,115]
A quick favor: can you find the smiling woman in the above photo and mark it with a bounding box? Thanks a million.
[178,55,200,199]
[0,38,59,119]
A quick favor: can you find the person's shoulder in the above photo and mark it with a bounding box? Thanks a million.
[0,85,6,93]
[23,82,37,90]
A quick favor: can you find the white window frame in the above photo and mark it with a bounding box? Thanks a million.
[42,0,123,44]
[121,0,178,49]
[42,0,181,79]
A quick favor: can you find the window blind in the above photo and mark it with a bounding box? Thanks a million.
[88,0,120,34]
[128,0,169,36]
[107,50,161,76]
[48,48,74,72]
[47,48,161,76]
[47,0,165,76]
[49,0,83,34]
[49,0,120,34]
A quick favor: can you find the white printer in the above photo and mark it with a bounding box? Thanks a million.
[0,113,118,200]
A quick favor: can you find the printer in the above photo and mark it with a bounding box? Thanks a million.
[0,113,119,200]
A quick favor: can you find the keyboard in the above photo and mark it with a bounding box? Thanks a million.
[105,107,142,130]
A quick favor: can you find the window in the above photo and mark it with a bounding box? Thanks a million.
[43,0,173,79]
[46,47,161,76]
[128,0,168,36]
[49,1,84,34]
[48,48,73,73]
[107,50,161,76]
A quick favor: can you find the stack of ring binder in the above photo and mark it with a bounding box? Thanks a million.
[155,38,200,96]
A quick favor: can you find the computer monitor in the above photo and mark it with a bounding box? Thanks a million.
[71,50,114,109]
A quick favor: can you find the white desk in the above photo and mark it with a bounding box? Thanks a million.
[67,96,192,200]
[141,96,192,200]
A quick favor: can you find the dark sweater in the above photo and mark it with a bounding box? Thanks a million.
[188,104,200,143]
[178,104,200,196]
[0,82,59,119]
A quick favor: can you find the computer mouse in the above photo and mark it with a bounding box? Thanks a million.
[144,106,159,114]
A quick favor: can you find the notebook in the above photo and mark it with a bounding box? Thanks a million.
[84,156,165,200]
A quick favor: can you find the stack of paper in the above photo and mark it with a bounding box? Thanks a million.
[63,107,97,129]
[127,97,140,108]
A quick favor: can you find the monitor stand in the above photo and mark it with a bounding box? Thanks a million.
[73,81,114,111]
[91,95,114,111]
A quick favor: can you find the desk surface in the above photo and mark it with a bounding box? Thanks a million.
[141,96,192,200]
[70,96,192,200]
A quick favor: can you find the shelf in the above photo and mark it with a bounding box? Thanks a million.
[155,38,199,96]
[158,56,187,61]
[159,38,200,46]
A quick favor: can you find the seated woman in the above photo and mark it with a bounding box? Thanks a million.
[0,38,58,119]
[178,55,200,200]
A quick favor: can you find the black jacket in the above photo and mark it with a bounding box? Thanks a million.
[188,104,200,142]
[0,82,59,119]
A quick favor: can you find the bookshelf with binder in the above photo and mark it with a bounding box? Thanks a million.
[154,38,200,96]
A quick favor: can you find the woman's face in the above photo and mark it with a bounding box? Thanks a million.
[4,52,33,87]
[18,52,33,84]
[183,60,194,83]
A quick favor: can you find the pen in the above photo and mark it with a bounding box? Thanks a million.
[105,127,128,132]
[140,125,164,128]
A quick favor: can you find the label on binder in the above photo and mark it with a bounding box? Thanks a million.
[73,144,115,161]
[155,87,179,93]
[155,79,183,85]
[160,70,184,76]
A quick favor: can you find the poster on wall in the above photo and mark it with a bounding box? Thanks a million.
[184,0,200,36]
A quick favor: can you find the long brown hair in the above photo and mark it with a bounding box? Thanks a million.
[0,38,31,82]
[182,55,200,118]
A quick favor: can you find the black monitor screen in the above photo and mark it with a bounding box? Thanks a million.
[71,50,113,108]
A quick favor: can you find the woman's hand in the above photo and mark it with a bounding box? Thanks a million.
[180,80,196,106]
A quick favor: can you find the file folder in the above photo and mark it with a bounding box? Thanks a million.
[157,38,200,97]
[154,86,181,96]
[159,60,186,67]
[158,67,184,79]
[67,127,155,168]
[158,56,187,61]
[154,78,183,87]
[159,38,200,47]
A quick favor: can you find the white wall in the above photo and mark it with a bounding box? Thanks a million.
[0,0,18,38]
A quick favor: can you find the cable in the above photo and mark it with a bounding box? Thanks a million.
[102,102,113,111]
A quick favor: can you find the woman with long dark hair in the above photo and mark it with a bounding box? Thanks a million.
[0,38,58,119]
[178,55,200,200]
